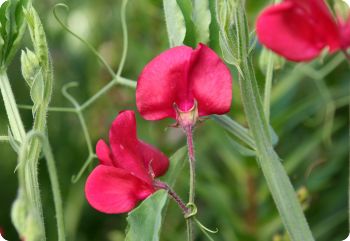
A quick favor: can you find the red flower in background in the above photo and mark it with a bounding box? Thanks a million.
[136,43,232,127]
[85,110,169,214]
[256,0,350,61]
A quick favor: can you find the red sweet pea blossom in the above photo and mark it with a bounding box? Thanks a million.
[256,0,350,61]
[136,43,232,127]
[85,110,169,214]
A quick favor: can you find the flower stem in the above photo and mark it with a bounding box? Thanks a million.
[184,125,195,241]
[153,180,189,215]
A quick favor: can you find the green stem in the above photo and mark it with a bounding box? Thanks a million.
[263,51,274,122]
[25,107,47,240]
[80,76,135,111]
[21,131,66,241]
[0,69,26,143]
[0,69,27,226]
[234,4,314,241]
[184,125,195,241]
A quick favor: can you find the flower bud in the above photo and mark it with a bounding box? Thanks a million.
[11,189,44,241]
[11,189,28,237]
[24,212,44,241]
[21,48,40,88]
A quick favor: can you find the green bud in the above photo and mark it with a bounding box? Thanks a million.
[259,48,285,74]
[11,189,28,237]
[216,0,237,31]
[21,47,44,115]
[24,212,44,241]
[24,6,49,67]
[21,48,40,87]
[216,0,240,65]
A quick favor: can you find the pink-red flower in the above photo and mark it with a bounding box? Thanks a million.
[85,110,169,214]
[136,43,232,126]
[256,0,350,61]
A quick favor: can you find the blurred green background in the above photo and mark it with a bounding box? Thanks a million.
[0,0,348,240]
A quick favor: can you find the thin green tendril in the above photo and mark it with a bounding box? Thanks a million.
[185,202,198,219]
[53,3,116,78]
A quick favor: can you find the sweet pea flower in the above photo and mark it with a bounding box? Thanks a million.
[85,110,169,214]
[256,0,350,61]
[136,43,232,128]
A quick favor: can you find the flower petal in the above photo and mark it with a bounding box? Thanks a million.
[85,165,154,214]
[339,17,350,48]
[109,110,152,184]
[96,139,114,166]
[136,46,193,120]
[139,141,169,177]
[256,0,340,61]
[188,43,232,116]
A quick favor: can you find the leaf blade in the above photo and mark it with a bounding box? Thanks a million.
[125,147,186,241]
[163,0,186,47]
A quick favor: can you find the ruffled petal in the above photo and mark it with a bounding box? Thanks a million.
[188,44,232,116]
[138,141,169,178]
[109,110,152,184]
[256,0,340,61]
[96,139,114,166]
[136,46,193,120]
[85,165,154,214]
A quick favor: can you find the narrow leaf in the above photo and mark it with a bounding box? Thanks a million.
[125,147,186,241]
[211,114,255,149]
[163,0,186,47]
[227,136,255,157]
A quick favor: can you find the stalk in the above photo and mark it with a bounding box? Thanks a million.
[0,69,26,142]
[184,125,195,241]
[21,132,66,241]
[0,69,26,188]
[232,4,314,241]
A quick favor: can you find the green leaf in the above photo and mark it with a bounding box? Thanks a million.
[163,0,186,47]
[125,147,186,241]
[215,0,240,65]
[211,114,255,149]
[192,0,211,43]
[227,136,255,157]
[7,126,20,152]
[0,0,28,66]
